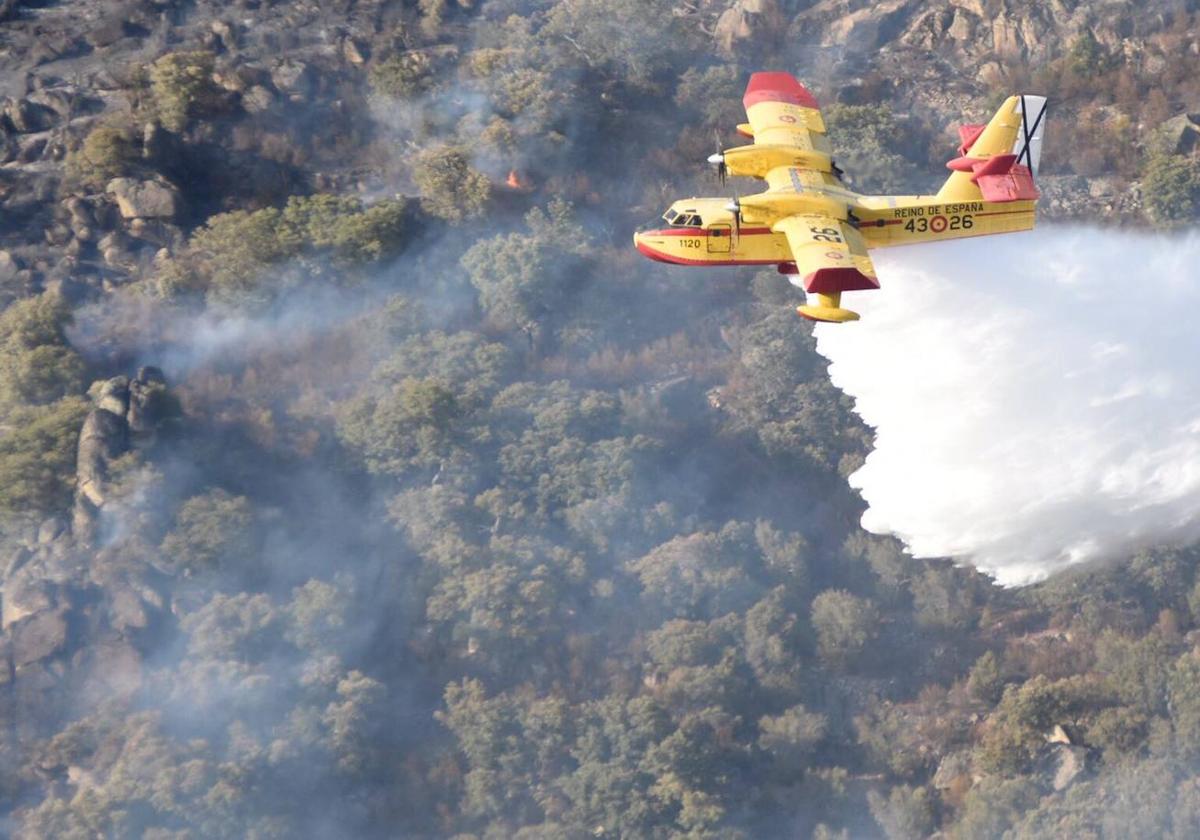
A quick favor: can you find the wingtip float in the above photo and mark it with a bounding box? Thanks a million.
[633,72,1048,323]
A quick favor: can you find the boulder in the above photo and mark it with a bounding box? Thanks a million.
[714,0,786,56]
[127,218,185,249]
[272,59,315,98]
[1051,744,1088,791]
[106,177,183,220]
[3,577,54,629]
[932,750,973,789]
[211,19,239,51]
[37,517,65,545]
[948,8,975,40]
[94,376,131,417]
[110,586,150,631]
[86,16,133,49]
[16,134,48,164]
[74,371,175,542]
[1161,113,1200,155]
[74,400,129,512]
[241,85,276,114]
[127,366,169,437]
[4,97,57,133]
[11,608,69,668]
[0,249,19,284]
[342,37,368,66]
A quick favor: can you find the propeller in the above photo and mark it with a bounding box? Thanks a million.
[709,131,727,186]
[708,151,727,186]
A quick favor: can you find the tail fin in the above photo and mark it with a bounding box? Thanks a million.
[937,95,1047,201]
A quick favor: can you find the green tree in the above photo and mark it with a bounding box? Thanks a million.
[368,52,433,98]
[824,104,924,194]
[742,587,806,693]
[1142,151,1199,227]
[0,397,88,519]
[67,124,137,187]
[1095,630,1171,715]
[977,675,1078,775]
[951,777,1040,840]
[323,671,386,775]
[411,146,491,223]
[159,489,258,576]
[1088,706,1149,762]
[868,784,936,840]
[757,704,826,773]
[336,376,464,477]
[627,523,765,620]
[1169,654,1200,759]
[461,201,589,330]
[544,0,692,84]
[149,51,223,132]
[0,292,86,410]
[968,651,1005,705]
[810,590,879,669]
[1067,31,1113,76]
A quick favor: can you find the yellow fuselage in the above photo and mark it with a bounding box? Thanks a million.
[633,187,1036,269]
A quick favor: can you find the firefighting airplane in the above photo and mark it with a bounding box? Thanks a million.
[633,72,1046,322]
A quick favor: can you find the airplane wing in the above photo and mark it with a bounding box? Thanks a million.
[741,72,832,156]
[773,215,879,323]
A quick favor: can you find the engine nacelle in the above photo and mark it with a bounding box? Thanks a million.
[720,144,834,180]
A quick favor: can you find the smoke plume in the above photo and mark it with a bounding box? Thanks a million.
[814,227,1200,584]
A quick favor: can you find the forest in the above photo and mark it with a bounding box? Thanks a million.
[3,0,1200,837]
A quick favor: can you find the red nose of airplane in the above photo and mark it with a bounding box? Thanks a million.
[633,229,677,263]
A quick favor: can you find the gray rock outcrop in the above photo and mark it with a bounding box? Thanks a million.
[106,177,183,221]
[73,367,174,543]
[714,0,785,56]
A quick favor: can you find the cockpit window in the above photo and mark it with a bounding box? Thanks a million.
[662,210,702,227]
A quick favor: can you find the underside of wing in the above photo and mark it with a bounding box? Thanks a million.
[742,72,832,155]
[774,215,879,323]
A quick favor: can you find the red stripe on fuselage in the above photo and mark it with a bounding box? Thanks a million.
[635,239,780,267]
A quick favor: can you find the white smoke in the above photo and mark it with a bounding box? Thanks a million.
[814,226,1200,585]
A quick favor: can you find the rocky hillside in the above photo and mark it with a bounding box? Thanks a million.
[0,1,1199,838]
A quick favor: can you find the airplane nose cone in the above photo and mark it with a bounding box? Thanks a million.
[707,153,724,164]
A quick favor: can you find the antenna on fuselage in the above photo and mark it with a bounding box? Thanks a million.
[725,195,742,248]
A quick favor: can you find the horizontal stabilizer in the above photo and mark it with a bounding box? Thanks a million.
[977,164,1039,201]
[969,153,1018,181]
[942,153,1039,202]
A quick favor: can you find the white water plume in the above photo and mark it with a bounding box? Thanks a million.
[814,226,1200,585]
